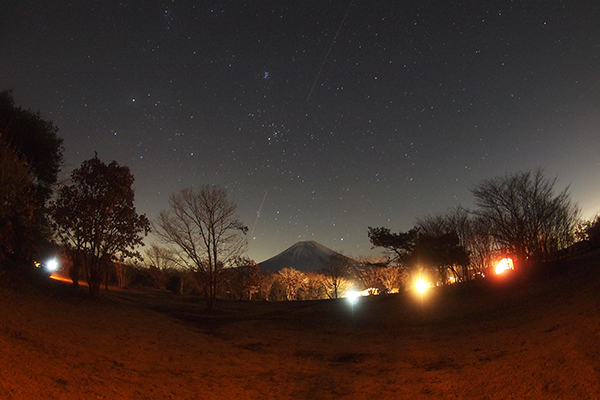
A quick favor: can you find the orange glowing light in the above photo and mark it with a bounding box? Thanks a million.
[415,279,428,293]
[49,275,72,283]
[495,258,514,275]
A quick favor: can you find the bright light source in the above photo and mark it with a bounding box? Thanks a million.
[415,279,428,293]
[495,258,514,275]
[46,258,59,272]
[361,288,378,296]
[346,290,360,305]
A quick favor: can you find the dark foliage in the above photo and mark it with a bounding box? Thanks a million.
[50,155,150,297]
[584,216,600,248]
[0,90,63,267]
[0,90,63,199]
[222,257,262,300]
[415,232,470,284]
[367,226,419,267]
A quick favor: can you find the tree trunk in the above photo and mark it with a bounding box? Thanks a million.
[70,259,80,289]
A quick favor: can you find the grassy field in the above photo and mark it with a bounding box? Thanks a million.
[1,250,599,399]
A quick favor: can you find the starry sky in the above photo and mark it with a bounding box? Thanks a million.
[1,1,600,263]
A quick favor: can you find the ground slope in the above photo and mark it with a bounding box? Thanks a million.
[1,250,599,399]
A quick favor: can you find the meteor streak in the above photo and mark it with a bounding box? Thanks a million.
[307,0,354,102]
[250,190,268,238]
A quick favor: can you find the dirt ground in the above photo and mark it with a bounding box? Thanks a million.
[1,251,599,399]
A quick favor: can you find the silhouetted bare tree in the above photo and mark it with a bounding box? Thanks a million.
[467,216,499,276]
[471,169,580,268]
[145,244,177,291]
[154,185,247,309]
[320,254,354,299]
[113,261,130,288]
[302,272,329,300]
[277,267,308,301]
[378,265,405,292]
[353,257,384,293]
[259,272,278,301]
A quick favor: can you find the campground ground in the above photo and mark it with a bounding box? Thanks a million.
[1,250,599,399]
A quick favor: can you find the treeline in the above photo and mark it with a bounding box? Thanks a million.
[368,169,600,287]
[0,90,63,270]
[61,252,397,302]
[3,90,600,306]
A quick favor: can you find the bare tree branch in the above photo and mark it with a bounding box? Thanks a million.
[154,185,247,309]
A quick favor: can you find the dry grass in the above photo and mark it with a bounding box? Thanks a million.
[2,250,600,399]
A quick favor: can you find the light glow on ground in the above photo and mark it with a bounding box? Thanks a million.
[49,275,72,283]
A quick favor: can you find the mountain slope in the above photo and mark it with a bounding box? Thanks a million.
[258,240,349,273]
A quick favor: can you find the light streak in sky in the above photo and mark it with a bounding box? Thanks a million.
[307,0,354,103]
[250,190,268,238]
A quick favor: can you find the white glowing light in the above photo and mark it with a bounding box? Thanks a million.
[46,258,59,272]
[346,290,360,305]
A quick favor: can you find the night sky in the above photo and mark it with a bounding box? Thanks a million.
[2,1,599,262]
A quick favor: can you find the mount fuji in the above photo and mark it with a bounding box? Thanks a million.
[258,240,351,273]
